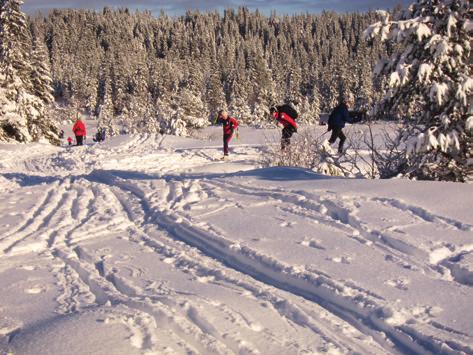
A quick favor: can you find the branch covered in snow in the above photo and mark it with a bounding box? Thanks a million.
[366,0,473,182]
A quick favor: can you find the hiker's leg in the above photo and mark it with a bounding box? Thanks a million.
[328,128,339,144]
[338,130,346,153]
[281,127,291,150]
[223,134,232,155]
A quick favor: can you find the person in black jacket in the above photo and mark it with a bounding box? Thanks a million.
[327,96,353,154]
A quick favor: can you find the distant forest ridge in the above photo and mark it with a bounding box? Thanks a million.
[29,6,392,125]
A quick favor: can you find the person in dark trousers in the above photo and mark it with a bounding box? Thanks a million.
[271,105,298,150]
[327,97,353,154]
[72,117,87,146]
[100,127,106,141]
[67,136,73,146]
[217,110,239,158]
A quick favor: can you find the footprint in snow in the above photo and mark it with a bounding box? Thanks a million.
[162,257,175,264]
[280,221,296,228]
[196,275,215,283]
[385,278,410,291]
[329,256,352,264]
[300,239,325,250]
[24,286,46,294]
[19,265,36,271]
[249,322,264,332]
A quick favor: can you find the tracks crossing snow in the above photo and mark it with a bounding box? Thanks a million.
[1,132,473,354]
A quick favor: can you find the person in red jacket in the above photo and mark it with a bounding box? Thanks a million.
[271,105,298,150]
[217,110,239,158]
[72,117,87,146]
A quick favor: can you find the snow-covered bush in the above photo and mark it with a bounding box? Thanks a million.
[364,0,472,182]
[261,129,350,177]
[173,90,209,130]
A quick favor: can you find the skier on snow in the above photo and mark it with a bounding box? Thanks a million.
[327,95,353,154]
[217,110,239,158]
[72,116,87,146]
[271,104,298,150]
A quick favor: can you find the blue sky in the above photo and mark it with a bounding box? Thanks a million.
[24,0,410,16]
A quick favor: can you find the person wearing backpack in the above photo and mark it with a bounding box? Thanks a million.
[217,110,239,158]
[327,95,353,154]
[271,104,298,150]
[72,116,87,146]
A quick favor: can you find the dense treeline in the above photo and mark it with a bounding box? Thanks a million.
[30,7,388,133]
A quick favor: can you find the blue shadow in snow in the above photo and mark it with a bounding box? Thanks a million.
[2,167,342,189]
[234,166,340,182]
[1,173,61,187]
[87,166,341,184]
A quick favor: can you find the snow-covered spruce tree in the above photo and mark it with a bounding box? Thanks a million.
[174,88,209,130]
[97,83,118,136]
[30,35,54,105]
[365,0,472,182]
[0,0,58,143]
[205,63,226,120]
[157,96,188,136]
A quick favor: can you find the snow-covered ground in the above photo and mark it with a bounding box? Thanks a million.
[1,125,472,355]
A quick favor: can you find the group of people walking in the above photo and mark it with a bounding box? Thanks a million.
[64,96,355,155]
[217,95,355,158]
[63,116,107,146]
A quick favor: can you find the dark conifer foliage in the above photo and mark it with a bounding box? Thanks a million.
[30,7,387,131]
[0,0,59,143]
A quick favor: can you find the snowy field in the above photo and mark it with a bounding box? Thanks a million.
[0,125,472,355]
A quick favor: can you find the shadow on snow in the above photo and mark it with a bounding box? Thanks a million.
[1,166,343,189]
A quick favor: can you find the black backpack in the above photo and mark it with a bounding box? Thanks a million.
[278,104,298,120]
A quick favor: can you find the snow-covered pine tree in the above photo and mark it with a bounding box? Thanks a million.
[353,41,375,106]
[174,63,209,132]
[228,66,252,123]
[248,43,273,121]
[0,0,58,143]
[173,88,208,131]
[205,61,226,121]
[299,87,321,124]
[96,73,117,136]
[365,0,472,182]
[97,92,117,136]
[30,32,54,105]
[158,95,188,136]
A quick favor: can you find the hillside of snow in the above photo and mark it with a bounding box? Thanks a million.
[1,125,473,354]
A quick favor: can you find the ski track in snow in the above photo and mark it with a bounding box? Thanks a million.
[1,130,473,354]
